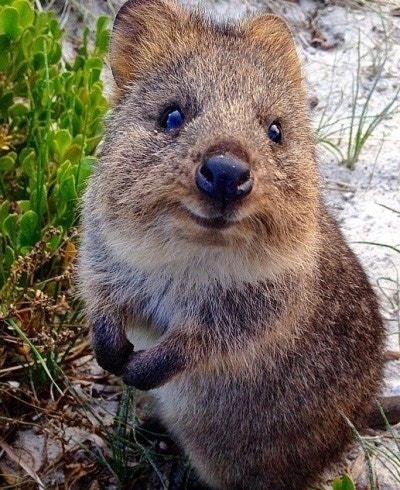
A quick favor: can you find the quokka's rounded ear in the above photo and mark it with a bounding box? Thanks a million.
[110,0,197,88]
[241,14,302,82]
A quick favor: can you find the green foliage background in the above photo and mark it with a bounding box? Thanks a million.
[0,0,108,381]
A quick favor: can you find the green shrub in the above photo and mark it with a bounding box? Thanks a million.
[0,0,108,383]
[331,474,356,490]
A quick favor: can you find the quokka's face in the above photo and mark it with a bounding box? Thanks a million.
[91,0,320,255]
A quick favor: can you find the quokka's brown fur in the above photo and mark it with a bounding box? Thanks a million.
[78,1,385,488]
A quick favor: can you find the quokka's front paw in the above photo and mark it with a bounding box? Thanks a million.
[94,341,133,376]
[122,348,186,390]
[91,317,134,376]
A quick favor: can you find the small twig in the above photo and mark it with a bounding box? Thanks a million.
[0,362,35,376]
[368,396,400,428]
[323,179,356,192]
[385,350,400,361]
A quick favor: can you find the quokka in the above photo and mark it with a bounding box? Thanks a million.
[79,1,385,488]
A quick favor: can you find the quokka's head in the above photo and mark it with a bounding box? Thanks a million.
[87,0,321,271]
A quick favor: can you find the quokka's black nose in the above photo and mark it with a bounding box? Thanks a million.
[196,154,252,208]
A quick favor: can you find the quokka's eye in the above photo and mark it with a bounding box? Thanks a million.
[159,105,185,131]
[267,121,282,144]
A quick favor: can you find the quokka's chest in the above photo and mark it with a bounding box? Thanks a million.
[124,275,284,355]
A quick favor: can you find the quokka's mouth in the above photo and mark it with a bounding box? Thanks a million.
[187,211,235,230]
